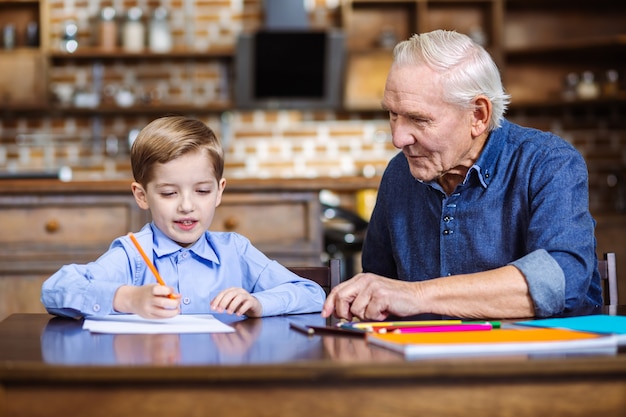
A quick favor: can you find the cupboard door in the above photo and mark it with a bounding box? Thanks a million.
[0,274,48,321]
[212,191,323,266]
[0,50,47,105]
[0,193,149,273]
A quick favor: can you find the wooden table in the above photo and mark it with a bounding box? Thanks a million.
[2,311,626,417]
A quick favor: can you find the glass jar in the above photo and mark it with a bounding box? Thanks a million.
[149,7,172,53]
[60,21,78,53]
[98,7,117,50]
[576,71,600,100]
[123,7,144,52]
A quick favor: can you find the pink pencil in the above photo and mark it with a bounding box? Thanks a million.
[391,323,493,334]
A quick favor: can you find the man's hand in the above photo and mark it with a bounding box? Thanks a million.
[323,266,535,320]
[321,273,422,321]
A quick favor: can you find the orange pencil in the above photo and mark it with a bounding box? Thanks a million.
[128,232,176,298]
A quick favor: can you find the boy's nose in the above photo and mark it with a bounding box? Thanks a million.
[178,194,194,212]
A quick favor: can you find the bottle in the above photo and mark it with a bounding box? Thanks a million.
[3,24,16,49]
[98,7,117,50]
[123,7,144,52]
[25,21,39,47]
[576,71,600,100]
[149,7,172,53]
[561,72,579,101]
[602,69,619,97]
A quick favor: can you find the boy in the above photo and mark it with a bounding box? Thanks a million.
[41,116,326,319]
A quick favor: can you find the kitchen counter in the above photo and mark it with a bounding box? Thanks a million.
[0,176,380,321]
[0,176,382,194]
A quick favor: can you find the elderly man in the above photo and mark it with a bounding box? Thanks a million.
[322,30,601,321]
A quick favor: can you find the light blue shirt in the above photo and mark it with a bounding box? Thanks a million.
[41,223,326,318]
[362,119,602,317]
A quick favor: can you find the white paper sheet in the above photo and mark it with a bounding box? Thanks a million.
[83,314,235,334]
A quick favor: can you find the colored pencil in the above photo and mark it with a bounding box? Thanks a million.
[128,232,176,298]
[388,323,493,334]
[341,320,501,332]
[341,320,464,330]
[290,323,367,337]
[290,322,315,336]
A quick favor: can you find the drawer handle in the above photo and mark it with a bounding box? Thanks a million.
[223,216,239,230]
[45,219,60,233]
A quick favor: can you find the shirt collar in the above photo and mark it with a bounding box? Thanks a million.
[421,119,510,192]
[150,223,220,264]
[466,119,511,189]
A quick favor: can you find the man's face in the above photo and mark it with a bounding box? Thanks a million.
[382,63,479,184]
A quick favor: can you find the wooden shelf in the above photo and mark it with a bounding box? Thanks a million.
[510,94,626,110]
[48,46,234,61]
[56,103,232,114]
[1,103,233,117]
[506,35,626,58]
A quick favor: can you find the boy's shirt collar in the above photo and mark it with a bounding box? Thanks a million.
[150,223,220,264]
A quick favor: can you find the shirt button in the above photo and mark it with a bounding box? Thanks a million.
[93,304,101,312]
[443,216,452,222]
[183,297,191,305]
[443,229,453,235]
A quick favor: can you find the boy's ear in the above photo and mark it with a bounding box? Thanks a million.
[215,178,226,207]
[131,182,150,210]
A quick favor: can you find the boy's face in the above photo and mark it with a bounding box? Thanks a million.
[131,149,226,247]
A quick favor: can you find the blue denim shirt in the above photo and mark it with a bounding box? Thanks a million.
[362,119,602,317]
[41,223,326,318]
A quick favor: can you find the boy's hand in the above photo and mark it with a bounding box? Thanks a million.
[114,284,181,319]
[211,288,262,317]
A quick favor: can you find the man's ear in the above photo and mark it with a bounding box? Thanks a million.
[471,96,491,138]
[131,182,150,210]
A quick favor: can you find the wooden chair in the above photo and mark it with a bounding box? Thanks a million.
[288,258,341,295]
[598,252,619,306]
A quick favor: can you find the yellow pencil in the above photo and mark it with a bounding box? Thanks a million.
[128,232,175,298]
[342,320,464,330]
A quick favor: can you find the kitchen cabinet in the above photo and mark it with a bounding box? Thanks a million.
[341,0,626,113]
[0,181,150,320]
[503,0,626,107]
[341,0,502,110]
[0,0,47,108]
[3,0,625,115]
[212,191,323,267]
[1,0,234,116]
[0,179,324,321]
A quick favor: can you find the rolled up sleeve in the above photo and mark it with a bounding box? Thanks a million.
[510,249,565,317]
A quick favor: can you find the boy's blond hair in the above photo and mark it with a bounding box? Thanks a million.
[130,116,224,186]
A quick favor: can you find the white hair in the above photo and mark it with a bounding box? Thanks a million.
[392,30,510,131]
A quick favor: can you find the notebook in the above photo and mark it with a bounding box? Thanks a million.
[514,315,626,345]
[367,327,618,359]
